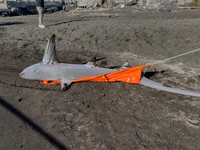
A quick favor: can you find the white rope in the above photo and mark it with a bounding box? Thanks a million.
[151,48,200,65]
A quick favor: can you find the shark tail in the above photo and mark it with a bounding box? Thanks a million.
[140,76,200,97]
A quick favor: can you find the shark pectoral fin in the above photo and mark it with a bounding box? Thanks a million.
[119,61,129,70]
[60,80,73,91]
[86,62,94,65]
[86,56,97,66]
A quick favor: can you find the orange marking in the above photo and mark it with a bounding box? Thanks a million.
[73,65,147,84]
[38,64,149,85]
[38,80,61,85]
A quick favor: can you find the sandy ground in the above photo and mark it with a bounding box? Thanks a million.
[0,6,200,150]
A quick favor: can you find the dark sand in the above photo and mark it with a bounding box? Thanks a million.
[0,6,200,150]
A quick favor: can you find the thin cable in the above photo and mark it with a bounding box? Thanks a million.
[151,48,200,65]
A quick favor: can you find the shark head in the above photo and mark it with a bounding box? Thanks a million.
[20,63,40,80]
[20,34,60,80]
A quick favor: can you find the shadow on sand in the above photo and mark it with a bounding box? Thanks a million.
[0,22,25,26]
[0,97,68,150]
[46,19,87,27]
[143,71,165,78]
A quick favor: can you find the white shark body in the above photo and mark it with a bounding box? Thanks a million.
[20,34,200,97]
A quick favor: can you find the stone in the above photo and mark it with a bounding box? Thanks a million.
[1,9,10,17]
[160,0,178,5]
[44,2,63,10]
[77,0,102,8]
[6,1,36,9]
[114,0,123,3]
[177,0,191,4]
[64,0,76,4]
[138,0,191,8]
[47,7,59,13]
[124,0,137,6]
[107,0,116,8]
[4,1,62,16]
[10,7,19,16]
[62,3,75,11]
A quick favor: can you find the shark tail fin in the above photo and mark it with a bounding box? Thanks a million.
[42,34,59,63]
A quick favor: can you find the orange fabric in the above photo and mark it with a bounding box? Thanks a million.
[73,65,147,84]
[38,80,61,85]
[38,65,148,85]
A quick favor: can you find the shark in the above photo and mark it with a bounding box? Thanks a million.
[20,34,200,97]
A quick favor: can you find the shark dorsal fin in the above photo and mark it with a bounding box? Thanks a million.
[42,34,59,63]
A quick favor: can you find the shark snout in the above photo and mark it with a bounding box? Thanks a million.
[20,72,24,76]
